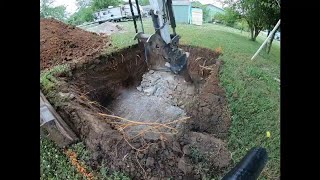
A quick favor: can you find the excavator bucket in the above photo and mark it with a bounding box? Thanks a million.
[135,32,192,82]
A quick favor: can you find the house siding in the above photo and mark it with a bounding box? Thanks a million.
[172,0,191,24]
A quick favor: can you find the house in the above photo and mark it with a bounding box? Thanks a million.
[141,0,205,25]
[204,4,225,22]
[172,0,192,24]
[191,7,203,25]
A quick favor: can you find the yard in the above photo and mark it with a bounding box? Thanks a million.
[41,20,280,179]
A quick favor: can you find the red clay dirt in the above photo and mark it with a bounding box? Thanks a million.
[43,44,232,179]
[40,18,111,70]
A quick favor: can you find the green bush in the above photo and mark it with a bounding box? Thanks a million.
[213,7,240,27]
[233,19,249,32]
[68,7,95,26]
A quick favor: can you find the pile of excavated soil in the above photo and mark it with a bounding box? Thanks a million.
[49,45,231,179]
[40,18,111,70]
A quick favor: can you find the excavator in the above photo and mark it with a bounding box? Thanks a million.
[127,0,191,81]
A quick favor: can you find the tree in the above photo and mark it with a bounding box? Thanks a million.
[202,6,211,22]
[191,1,211,22]
[240,0,265,41]
[40,0,67,21]
[224,0,278,41]
[68,0,95,26]
[91,0,121,11]
[68,7,95,25]
[216,7,241,26]
[138,0,150,6]
[262,0,280,53]
[76,0,92,9]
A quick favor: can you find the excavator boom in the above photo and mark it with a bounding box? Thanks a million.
[129,0,191,81]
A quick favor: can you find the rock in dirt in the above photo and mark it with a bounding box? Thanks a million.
[146,157,155,167]
[172,141,182,153]
[181,132,231,168]
[40,18,110,70]
[178,157,193,174]
[137,70,196,108]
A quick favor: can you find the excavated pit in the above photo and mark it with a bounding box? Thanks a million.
[54,44,232,179]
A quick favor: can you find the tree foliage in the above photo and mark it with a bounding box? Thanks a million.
[76,0,92,9]
[40,0,67,22]
[68,7,95,25]
[191,1,211,22]
[261,0,280,53]
[202,6,211,22]
[91,0,121,11]
[68,0,122,26]
[215,7,240,26]
[225,0,280,41]
[138,0,150,6]
[238,0,265,41]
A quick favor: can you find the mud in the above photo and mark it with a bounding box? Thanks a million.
[45,44,231,179]
[40,18,111,70]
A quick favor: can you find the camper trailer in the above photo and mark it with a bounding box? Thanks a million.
[93,4,143,24]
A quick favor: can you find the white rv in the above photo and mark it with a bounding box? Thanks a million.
[93,4,143,24]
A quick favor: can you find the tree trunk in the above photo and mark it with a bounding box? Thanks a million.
[266,25,271,36]
[266,26,279,54]
[266,30,276,54]
[247,21,256,41]
[250,27,254,41]
[252,28,260,41]
[264,28,271,52]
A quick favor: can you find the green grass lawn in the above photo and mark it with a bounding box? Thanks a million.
[41,20,280,179]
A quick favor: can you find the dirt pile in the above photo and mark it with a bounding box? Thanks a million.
[40,18,111,70]
[47,44,231,179]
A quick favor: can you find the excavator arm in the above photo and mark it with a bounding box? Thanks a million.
[129,0,190,79]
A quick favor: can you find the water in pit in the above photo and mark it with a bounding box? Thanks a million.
[109,70,196,140]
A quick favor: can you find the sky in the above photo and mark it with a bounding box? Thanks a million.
[197,0,224,7]
[52,0,78,14]
[51,0,224,15]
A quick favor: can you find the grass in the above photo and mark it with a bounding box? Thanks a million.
[40,64,70,93]
[190,146,205,163]
[40,137,130,179]
[41,137,87,179]
[41,19,280,179]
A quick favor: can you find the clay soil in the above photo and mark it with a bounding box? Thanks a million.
[40,18,111,70]
[47,44,232,179]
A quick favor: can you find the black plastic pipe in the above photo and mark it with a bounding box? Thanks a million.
[222,147,268,180]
